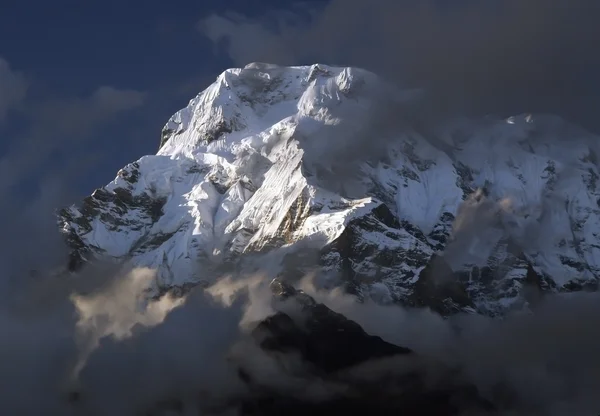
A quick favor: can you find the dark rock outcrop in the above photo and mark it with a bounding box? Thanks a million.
[234,279,496,416]
[252,279,411,373]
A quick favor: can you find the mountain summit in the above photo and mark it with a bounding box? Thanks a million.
[59,63,600,316]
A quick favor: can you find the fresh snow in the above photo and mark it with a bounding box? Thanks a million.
[59,63,600,312]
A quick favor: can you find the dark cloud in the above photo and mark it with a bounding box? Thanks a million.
[0,77,147,280]
[0,57,28,121]
[0,264,258,415]
[306,279,600,415]
[199,0,600,129]
[32,85,146,136]
[2,262,600,415]
[0,84,146,195]
[0,175,73,284]
[0,84,146,192]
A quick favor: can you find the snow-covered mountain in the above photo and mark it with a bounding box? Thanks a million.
[58,63,600,316]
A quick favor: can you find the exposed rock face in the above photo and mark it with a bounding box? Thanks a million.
[58,63,600,315]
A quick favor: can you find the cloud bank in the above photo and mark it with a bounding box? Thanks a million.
[199,0,600,129]
[1,260,600,415]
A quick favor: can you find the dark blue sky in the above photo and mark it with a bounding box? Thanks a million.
[0,0,316,94]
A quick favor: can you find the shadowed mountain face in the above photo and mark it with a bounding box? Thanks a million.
[250,278,413,373]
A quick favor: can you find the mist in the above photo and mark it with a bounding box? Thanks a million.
[0,251,597,415]
[0,262,247,415]
[201,0,600,132]
[301,275,600,415]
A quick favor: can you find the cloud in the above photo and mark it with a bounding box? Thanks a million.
[298,275,600,415]
[33,85,146,136]
[1,259,600,415]
[0,85,147,281]
[200,12,302,66]
[0,57,28,122]
[198,0,600,128]
[0,85,147,190]
[69,267,185,381]
[0,261,254,415]
[0,174,73,282]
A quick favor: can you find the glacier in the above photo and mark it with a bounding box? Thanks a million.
[58,63,600,316]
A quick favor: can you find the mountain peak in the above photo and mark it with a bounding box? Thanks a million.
[59,63,600,316]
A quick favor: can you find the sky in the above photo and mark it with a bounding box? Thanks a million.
[1,0,599,274]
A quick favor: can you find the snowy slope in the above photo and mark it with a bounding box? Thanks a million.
[58,63,600,315]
